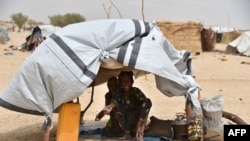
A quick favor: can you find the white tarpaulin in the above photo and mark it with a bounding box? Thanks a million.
[0,19,201,119]
[228,31,250,56]
[27,24,62,38]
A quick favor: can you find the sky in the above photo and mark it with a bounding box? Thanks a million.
[0,0,249,29]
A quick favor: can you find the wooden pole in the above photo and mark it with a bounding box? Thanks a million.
[80,81,95,124]
[141,0,145,21]
[43,125,51,141]
[222,111,248,125]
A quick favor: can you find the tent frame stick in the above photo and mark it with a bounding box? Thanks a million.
[80,80,95,123]
[222,111,248,125]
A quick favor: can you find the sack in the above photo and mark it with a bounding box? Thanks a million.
[201,95,224,131]
[144,116,173,138]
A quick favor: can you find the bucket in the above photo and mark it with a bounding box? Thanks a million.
[171,120,188,141]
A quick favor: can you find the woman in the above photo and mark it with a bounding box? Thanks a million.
[98,76,124,137]
[102,71,152,140]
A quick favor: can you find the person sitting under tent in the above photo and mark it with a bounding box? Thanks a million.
[95,76,124,137]
[101,71,152,140]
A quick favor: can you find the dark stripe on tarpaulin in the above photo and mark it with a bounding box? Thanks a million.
[50,34,96,80]
[128,37,142,67]
[141,22,150,37]
[0,98,44,115]
[117,41,129,64]
[117,20,148,66]
[132,19,150,38]
[132,19,141,37]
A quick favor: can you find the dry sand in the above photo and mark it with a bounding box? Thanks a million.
[0,31,250,141]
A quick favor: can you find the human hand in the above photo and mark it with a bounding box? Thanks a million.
[136,126,143,141]
[95,110,105,121]
[102,105,112,114]
[136,119,146,141]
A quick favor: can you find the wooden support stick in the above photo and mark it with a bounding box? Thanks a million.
[222,111,248,125]
[43,125,51,141]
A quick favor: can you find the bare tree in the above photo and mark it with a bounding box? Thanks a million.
[103,0,123,19]
[109,0,123,18]
[142,0,145,21]
[103,3,112,19]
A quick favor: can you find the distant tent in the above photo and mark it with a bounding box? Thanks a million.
[24,25,61,51]
[212,26,239,43]
[33,25,61,37]
[0,27,10,43]
[225,31,250,56]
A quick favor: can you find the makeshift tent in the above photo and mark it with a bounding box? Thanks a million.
[212,27,239,43]
[24,25,61,51]
[37,24,61,37]
[0,27,10,42]
[0,19,201,125]
[225,31,250,56]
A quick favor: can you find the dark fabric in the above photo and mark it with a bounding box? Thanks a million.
[102,91,124,137]
[112,87,152,132]
[101,118,123,137]
[105,92,113,106]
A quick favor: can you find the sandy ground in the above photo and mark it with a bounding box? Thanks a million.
[0,31,250,141]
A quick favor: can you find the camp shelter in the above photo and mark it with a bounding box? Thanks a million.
[221,31,241,44]
[26,24,61,38]
[0,19,201,134]
[24,25,61,51]
[212,26,233,43]
[35,24,61,37]
[157,20,203,53]
[0,27,10,43]
[212,26,240,44]
[225,31,250,56]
